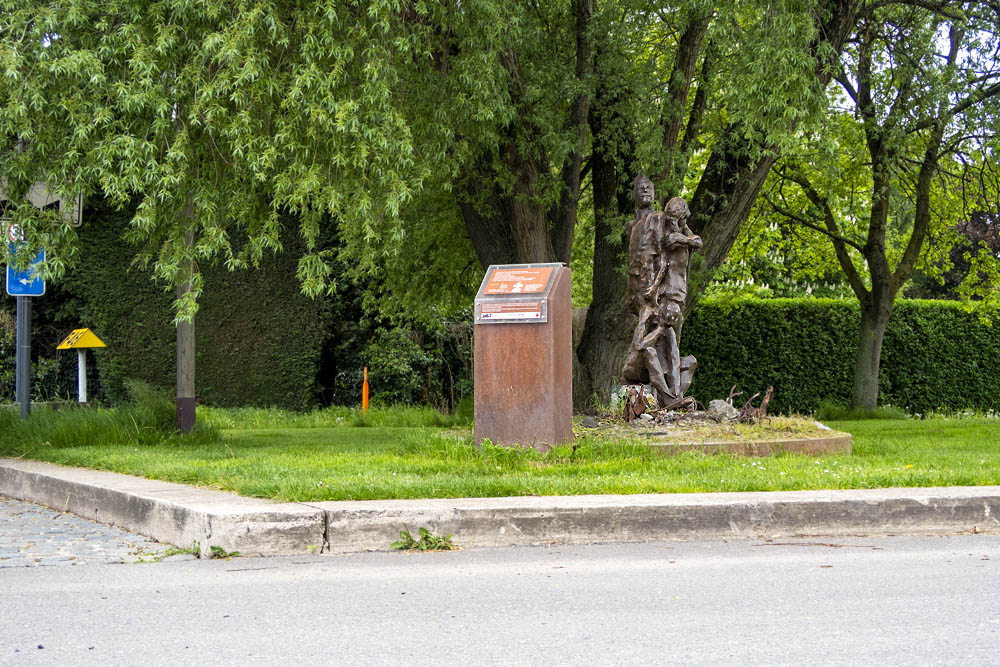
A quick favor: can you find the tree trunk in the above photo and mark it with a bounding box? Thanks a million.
[574,71,637,408]
[176,224,196,432]
[852,288,894,411]
[457,140,557,267]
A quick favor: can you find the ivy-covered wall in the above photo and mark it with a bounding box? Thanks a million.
[1,203,333,410]
[683,298,1000,415]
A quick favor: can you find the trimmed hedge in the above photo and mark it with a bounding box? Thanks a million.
[683,297,1000,415]
[11,203,334,410]
[1,201,472,411]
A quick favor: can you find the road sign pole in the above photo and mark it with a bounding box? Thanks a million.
[77,349,87,403]
[15,295,31,419]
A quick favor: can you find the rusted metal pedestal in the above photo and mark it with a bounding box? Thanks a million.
[473,263,572,450]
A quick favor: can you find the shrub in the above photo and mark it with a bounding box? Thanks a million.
[684,297,1000,415]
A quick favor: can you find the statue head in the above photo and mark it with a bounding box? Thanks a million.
[633,172,654,210]
[664,197,690,223]
[662,301,682,326]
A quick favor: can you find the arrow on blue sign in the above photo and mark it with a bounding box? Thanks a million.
[6,245,46,297]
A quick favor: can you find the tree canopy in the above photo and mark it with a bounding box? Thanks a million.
[758,1,1000,408]
[0,0,513,315]
[3,0,998,411]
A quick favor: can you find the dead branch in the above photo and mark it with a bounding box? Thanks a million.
[736,385,775,424]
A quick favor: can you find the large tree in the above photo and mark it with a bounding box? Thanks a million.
[573,0,863,405]
[373,1,867,406]
[762,1,1000,409]
[0,0,515,423]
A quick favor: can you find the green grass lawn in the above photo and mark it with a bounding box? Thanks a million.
[2,404,998,501]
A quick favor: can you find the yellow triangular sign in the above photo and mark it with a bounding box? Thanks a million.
[57,328,107,350]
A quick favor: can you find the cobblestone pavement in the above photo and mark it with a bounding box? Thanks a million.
[0,495,171,567]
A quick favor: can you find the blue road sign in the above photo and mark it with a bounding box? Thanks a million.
[6,246,46,297]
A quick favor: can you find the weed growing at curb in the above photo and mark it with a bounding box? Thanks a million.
[390,525,455,551]
[137,541,200,563]
[208,545,242,559]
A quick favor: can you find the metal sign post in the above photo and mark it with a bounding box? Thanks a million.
[2,185,80,418]
[15,296,31,418]
[6,224,46,418]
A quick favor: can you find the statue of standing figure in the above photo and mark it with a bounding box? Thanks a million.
[621,173,702,410]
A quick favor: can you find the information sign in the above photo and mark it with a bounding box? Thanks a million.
[482,266,554,295]
[479,300,543,321]
[474,263,561,324]
[473,263,572,449]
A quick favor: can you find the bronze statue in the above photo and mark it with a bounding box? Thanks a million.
[622,173,702,410]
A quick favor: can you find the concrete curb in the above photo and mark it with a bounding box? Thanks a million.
[0,459,326,557]
[3,458,1000,555]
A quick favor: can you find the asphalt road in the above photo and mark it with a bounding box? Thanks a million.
[2,534,998,666]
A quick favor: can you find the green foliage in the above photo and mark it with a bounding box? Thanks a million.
[16,201,333,410]
[878,300,1000,416]
[364,328,440,406]
[0,380,220,452]
[2,200,475,412]
[0,0,514,316]
[742,4,1000,409]
[390,525,455,552]
[0,307,76,403]
[685,297,1000,415]
[0,310,12,399]
[208,545,242,560]
[328,316,473,411]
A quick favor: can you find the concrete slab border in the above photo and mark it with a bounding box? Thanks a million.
[644,434,852,456]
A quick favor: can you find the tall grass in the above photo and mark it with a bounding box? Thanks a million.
[0,380,219,454]
[200,404,466,430]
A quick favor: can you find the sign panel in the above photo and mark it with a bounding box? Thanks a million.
[479,300,544,321]
[57,327,107,350]
[474,263,564,324]
[6,246,45,297]
[482,266,554,295]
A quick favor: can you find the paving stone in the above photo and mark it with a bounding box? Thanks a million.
[0,495,169,566]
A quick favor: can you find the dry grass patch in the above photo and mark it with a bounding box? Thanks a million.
[585,415,842,444]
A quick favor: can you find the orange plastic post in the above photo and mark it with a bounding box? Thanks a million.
[362,367,369,412]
